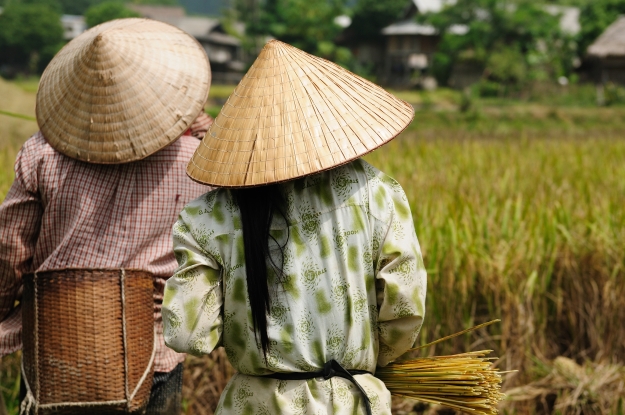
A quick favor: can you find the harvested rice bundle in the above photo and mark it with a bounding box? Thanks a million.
[376,320,507,415]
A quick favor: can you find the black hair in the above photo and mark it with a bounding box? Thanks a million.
[231,184,288,357]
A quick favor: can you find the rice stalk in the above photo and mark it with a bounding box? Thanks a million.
[376,321,507,415]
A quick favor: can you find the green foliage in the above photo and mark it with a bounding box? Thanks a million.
[602,82,625,106]
[486,46,527,84]
[577,0,625,55]
[52,0,178,15]
[246,0,352,64]
[0,3,64,74]
[349,0,406,41]
[57,0,100,15]
[129,0,178,4]
[84,1,140,28]
[423,0,575,87]
[15,0,62,13]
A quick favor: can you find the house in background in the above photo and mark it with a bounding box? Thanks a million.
[586,16,625,86]
[61,15,87,40]
[341,0,449,86]
[380,0,462,87]
[345,0,581,88]
[128,4,245,83]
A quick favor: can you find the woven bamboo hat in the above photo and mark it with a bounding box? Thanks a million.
[36,18,211,164]
[187,40,414,187]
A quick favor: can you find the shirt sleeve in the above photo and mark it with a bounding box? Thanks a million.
[0,141,43,323]
[162,208,223,356]
[371,173,427,367]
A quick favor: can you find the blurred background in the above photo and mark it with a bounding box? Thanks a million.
[1,0,624,414]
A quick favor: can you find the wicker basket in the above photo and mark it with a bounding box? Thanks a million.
[21,269,155,414]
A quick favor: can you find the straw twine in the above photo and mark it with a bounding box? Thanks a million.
[36,18,211,164]
[187,40,414,187]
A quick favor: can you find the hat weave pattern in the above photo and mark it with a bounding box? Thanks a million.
[187,40,414,187]
[36,18,211,164]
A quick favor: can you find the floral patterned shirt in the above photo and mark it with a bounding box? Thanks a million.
[163,159,427,414]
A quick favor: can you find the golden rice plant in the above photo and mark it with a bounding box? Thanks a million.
[376,321,507,415]
[378,351,505,415]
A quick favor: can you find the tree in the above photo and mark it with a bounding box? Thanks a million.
[421,0,573,86]
[130,0,178,4]
[577,0,625,55]
[246,0,351,64]
[57,0,178,16]
[84,1,140,28]
[348,0,406,41]
[58,0,102,15]
[0,3,64,74]
[18,0,63,13]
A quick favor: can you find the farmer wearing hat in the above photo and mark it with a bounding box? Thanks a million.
[0,19,212,413]
[163,40,427,414]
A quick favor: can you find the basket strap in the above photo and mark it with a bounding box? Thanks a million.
[121,268,157,409]
[20,271,40,415]
[120,269,131,410]
[19,360,36,415]
[128,330,157,403]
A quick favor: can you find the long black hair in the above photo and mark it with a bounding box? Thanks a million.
[231,184,288,357]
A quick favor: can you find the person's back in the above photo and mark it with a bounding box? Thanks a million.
[3,132,204,275]
[0,130,209,374]
[163,39,425,415]
[0,18,213,414]
[164,159,426,414]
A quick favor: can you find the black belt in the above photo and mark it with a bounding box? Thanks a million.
[261,359,372,415]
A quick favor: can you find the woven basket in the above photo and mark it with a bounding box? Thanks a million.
[22,269,155,414]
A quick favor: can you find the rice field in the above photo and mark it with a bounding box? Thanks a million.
[1,77,624,414]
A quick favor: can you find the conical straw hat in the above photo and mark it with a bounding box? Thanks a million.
[36,18,211,164]
[187,40,414,187]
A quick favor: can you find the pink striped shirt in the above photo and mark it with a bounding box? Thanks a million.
[0,124,212,372]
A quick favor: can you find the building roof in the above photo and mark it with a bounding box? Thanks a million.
[587,15,625,58]
[127,6,241,47]
[203,31,241,46]
[126,5,186,26]
[176,16,220,37]
[382,20,437,36]
[381,20,467,36]
[412,0,454,14]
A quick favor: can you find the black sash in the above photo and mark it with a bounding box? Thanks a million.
[261,359,372,415]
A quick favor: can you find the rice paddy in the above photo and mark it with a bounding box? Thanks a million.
[1,77,624,414]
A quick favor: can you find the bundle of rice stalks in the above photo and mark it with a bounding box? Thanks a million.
[376,320,507,415]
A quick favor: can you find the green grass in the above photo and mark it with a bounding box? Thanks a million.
[10,76,40,94]
[362,109,625,412]
[208,83,236,101]
[366,128,625,349]
[1,80,624,414]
